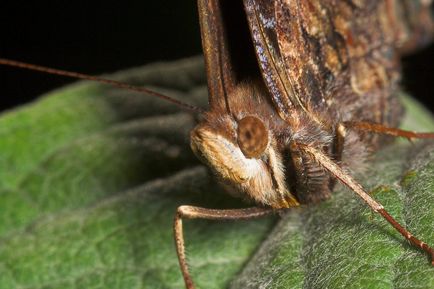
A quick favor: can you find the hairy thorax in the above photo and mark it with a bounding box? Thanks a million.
[190,82,375,208]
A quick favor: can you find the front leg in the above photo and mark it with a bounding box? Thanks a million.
[174,206,276,289]
[298,143,434,266]
[343,121,434,140]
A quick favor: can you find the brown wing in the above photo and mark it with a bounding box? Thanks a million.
[243,0,300,121]
[243,0,433,123]
[393,0,434,54]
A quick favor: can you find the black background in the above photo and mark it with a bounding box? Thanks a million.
[0,1,433,113]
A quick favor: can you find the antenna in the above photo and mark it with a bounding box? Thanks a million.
[0,58,204,113]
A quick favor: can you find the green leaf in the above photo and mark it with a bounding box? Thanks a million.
[0,57,433,289]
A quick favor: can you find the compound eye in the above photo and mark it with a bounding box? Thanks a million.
[237,116,269,158]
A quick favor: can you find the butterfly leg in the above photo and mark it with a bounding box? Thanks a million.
[297,143,434,266]
[328,123,348,190]
[333,123,347,162]
[174,206,276,289]
[343,121,434,140]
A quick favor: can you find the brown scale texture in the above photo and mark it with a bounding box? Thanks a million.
[195,0,433,205]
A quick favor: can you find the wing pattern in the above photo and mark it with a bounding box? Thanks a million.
[244,0,433,124]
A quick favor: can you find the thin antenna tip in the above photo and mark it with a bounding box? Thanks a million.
[0,57,204,113]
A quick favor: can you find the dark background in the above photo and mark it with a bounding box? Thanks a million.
[0,1,433,113]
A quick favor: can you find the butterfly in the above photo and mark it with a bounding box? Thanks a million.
[179,0,434,287]
[0,1,433,288]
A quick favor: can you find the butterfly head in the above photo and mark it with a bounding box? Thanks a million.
[190,82,299,208]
